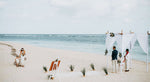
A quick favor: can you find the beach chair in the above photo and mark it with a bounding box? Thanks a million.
[49,60,61,71]
[48,59,61,80]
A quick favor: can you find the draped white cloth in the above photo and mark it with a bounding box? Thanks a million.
[106,33,136,53]
[106,34,116,50]
[105,33,148,54]
[105,33,149,72]
[127,34,137,50]
[116,34,123,53]
[137,34,149,54]
[122,34,136,53]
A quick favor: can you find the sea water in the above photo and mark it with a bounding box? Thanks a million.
[0,34,150,62]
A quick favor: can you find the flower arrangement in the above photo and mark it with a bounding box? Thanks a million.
[43,66,47,72]
[110,32,115,37]
[70,65,74,72]
[105,49,108,55]
[90,63,95,71]
[81,68,86,77]
[119,52,122,58]
[48,75,54,80]
[117,60,121,64]
[103,67,108,75]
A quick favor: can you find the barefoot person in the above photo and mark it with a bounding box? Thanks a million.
[123,49,130,72]
[111,46,118,73]
[14,48,26,67]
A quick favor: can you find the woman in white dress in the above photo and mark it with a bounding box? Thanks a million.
[15,48,26,67]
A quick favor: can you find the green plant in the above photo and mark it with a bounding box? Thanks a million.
[43,66,47,72]
[105,49,108,55]
[90,63,95,71]
[81,68,86,77]
[103,67,108,75]
[69,65,74,72]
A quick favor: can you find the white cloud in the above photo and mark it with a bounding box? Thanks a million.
[49,0,112,18]
[49,0,139,19]
[124,18,133,23]
[50,0,75,7]
[139,0,150,6]
[0,0,150,34]
[111,0,138,17]
[0,1,6,8]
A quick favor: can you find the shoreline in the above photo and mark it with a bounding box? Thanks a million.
[0,41,148,64]
[0,41,150,82]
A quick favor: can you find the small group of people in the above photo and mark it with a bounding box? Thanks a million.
[14,48,26,67]
[111,46,130,73]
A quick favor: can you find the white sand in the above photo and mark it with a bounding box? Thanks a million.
[0,41,150,82]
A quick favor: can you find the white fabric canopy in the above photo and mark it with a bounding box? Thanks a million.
[116,34,135,53]
[105,33,149,72]
[127,34,137,50]
[122,34,135,52]
[106,34,116,50]
[116,34,122,53]
[105,33,149,54]
[137,34,149,72]
[106,33,136,53]
[137,34,149,54]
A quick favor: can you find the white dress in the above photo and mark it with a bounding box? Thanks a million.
[20,51,25,65]
[15,58,20,65]
[125,53,130,70]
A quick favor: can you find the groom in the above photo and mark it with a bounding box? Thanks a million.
[112,46,118,73]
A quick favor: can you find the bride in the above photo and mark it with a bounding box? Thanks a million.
[14,48,26,67]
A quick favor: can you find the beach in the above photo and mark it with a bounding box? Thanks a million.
[0,41,150,82]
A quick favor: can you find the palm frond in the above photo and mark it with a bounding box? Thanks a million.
[43,66,47,72]
[81,68,86,77]
[105,49,108,55]
[103,67,108,75]
[69,65,74,72]
[90,63,95,71]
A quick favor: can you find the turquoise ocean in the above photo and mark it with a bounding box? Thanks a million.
[0,34,150,62]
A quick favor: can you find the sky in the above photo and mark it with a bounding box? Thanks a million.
[0,0,150,34]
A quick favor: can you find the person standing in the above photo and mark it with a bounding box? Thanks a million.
[112,46,118,73]
[123,49,130,72]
